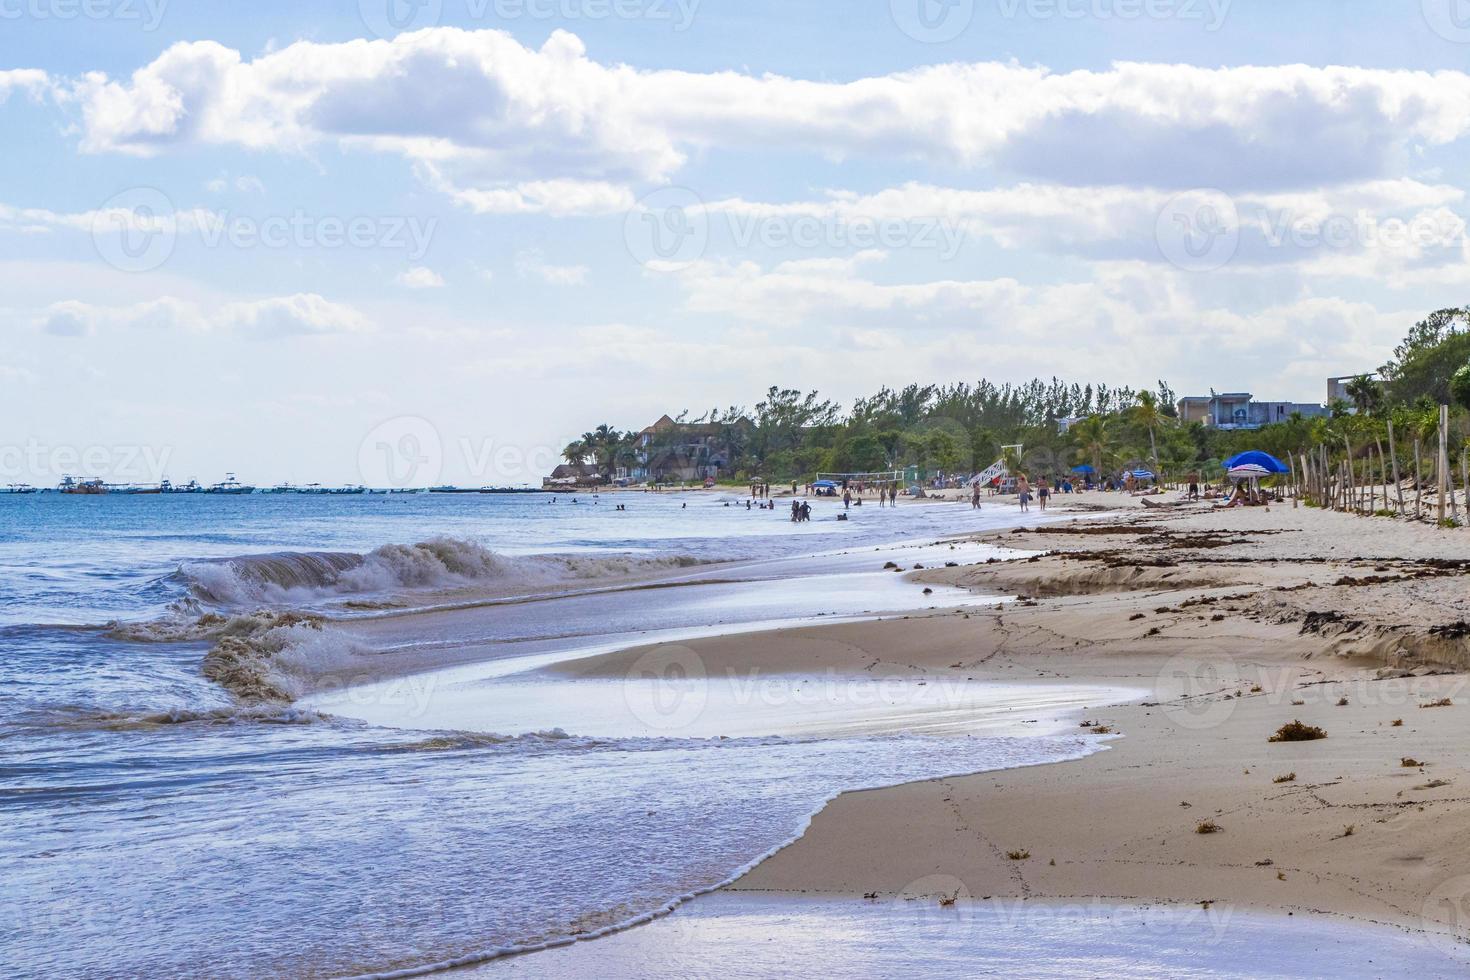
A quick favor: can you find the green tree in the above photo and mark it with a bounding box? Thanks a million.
[561,440,589,466]
[1132,390,1168,474]
[1069,415,1110,475]
[1344,374,1383,415]
[1380,308,1470,405]
[1451,364,1470,413]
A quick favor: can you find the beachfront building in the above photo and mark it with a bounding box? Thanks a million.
[628,415,743,483]
[542,463,602,487]
[1175,392,1328,430]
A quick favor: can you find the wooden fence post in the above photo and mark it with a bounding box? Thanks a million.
[1415,439,1424,520]
[1388,421,1404,515]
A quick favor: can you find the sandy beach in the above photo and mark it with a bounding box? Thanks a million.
[550,493,1470,953]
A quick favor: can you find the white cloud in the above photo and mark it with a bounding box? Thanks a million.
[63,30,1470,201]
[515,249,588,285]
[0,69,51,103]
[654,250,1401,391]
[35,293,369,337]
[397,266,445,288]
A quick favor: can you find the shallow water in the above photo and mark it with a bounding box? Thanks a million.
[478,893,1469,979]
[3,490,1126,977]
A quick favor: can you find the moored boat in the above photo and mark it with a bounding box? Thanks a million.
[58,476,107,495]
[207,473,256,494]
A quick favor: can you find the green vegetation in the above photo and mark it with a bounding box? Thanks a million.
[561,308,1470,483]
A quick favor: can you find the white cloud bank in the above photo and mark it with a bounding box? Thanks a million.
[36,293,370,338]
[48,29,1470,214]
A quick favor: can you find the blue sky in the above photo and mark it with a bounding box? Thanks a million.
[5,1,1470,486]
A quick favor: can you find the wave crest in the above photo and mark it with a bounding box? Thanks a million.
[174,537,706,610]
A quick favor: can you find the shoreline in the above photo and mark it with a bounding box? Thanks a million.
[526,492,1470,957]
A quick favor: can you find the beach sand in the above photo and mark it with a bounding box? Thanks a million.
[557,494,1470,949]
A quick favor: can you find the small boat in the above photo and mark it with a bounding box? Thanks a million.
[161,479,203,494]
[330,485,366,495]
[3,483,37,494]
[59,476,107,495]
[110,484,162,494]
[207,473,256,495]
[298,483,330,495]
[429,485,477,493]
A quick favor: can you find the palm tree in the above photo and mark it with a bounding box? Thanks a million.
[1070,414,1110,476]
[561,440,589,467]
[1344,374,1382,415]
[1133,391,1166,475]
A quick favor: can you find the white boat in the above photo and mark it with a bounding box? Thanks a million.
[207,473,256,495]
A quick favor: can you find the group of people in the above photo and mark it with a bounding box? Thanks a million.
[790,499,813,522]
[839,485,898,509]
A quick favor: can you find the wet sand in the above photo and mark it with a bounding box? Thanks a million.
[552,494,1470,955]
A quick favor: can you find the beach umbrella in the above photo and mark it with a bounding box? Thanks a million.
[811,479,837,488]
[1226,463,1271,480]
[1131,469,1155,480]
[1223,450,1289,474]
[1071,464,1094,474]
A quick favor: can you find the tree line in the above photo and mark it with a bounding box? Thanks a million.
[560,307,1470,485]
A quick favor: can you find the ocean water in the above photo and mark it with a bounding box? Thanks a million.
[0,490,1131,978]
[481,894,1470,978]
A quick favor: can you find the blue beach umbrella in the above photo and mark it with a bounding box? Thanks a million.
[1223,450,1289,474]
[1071,464,1095,474]
[1131,469,1155,480]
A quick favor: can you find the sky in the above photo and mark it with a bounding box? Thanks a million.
[4,0,1470,487]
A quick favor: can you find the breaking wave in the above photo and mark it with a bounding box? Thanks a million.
[174,537,704,609]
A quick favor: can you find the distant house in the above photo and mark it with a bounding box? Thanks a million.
[633,414,743,482]
[542,463,601,487]
[1176,392,1327,430]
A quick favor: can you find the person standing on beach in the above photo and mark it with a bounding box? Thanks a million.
[1037,478,1050,511]
[1016,474,1031,512]
[971,481,981,509]
[842,489,851,511]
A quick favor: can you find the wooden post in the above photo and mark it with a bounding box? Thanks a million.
[1375,440,1388,515]
[1415,438,1424,520]
[1439,405,1451,525]
[1463,448,1469,524]
[1387,420,1404,515]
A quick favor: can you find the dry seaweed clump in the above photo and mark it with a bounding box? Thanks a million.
[1269,720,1327,742]
[1006,849,1031,860]
[1195,819,1222,834]
[1272,772,1297,783]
